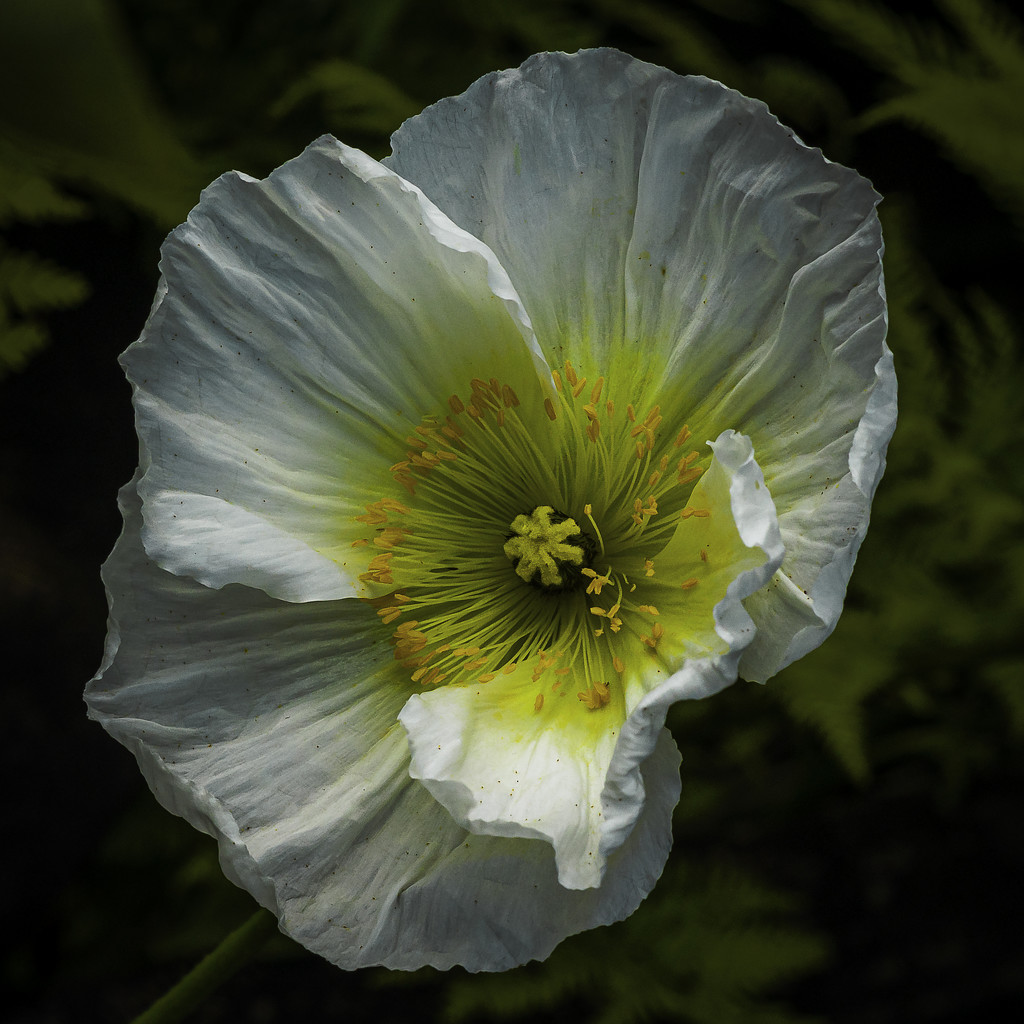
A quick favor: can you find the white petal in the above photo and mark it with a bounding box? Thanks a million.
[87,477,677,971]
[399,430,783,889]
[602,430,785,850]
[386,49,677,373]
[124,135,550,602]
[388,49,893,679]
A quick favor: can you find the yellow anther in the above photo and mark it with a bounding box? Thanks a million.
[680,577,700,590]
[564,360,578,387]
[583,403,599,421]
[373,527,405,549]
[377,606,402,624]
[449,394,465,414]
[405,436,428,450]
[389,461,411,473]
[502,384,520,407]
[635,440,645,460]
[552,369,563,392]
[590,606,607,618]
[534,693,544,712]
[351,538,369,548]
[644,559,655,577]
[613,656,625,673]
[606,399,615,419]
[587,420,600,442]
[674,425,692,447]
[572,376,588,399]
[700,549,709,562]
[502,661,518,675]
[478,673,496,683]
[356,503,388,525]
[360,552,394,584]
[627,403,636,422]
[582,568,610,595]
[680,506,710,519]
[678,466,704,485]
[381,499,411,514]
[578,680,611,710]
[545,398,557,421]
[647,470,662,488]
[637,604,660,615]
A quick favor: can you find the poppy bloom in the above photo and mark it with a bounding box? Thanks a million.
[87,49,895,971]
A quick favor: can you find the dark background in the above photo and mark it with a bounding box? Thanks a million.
[3,1,1022,1021]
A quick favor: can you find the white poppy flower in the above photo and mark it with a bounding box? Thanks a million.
[86,49,895,971]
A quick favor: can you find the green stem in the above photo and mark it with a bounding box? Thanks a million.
[131,908,277,1024]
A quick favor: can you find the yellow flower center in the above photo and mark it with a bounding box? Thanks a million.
[503,506,594,591]
[351,360,714,714]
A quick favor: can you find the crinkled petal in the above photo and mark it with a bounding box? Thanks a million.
[86,477,678,971]
[386,48,674,379]
[387,49,894,679]
[124,135,550,603]
[400,430,782,889]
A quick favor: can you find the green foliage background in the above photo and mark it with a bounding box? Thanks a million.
[2,0,1021,1021]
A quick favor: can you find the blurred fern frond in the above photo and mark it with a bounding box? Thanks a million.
[270,59,422,144]
[790,0,1024,230]
[0,144,90,379]
[772,197,1024,789]
[595,0,748,88]
[439,861,826,1024]
[0,0,208,225]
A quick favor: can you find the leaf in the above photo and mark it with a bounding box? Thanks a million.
[270,59,422,139]
[0,0,207,226]
[789,0,1024,230]
[440,860,827,1024]
[0,243,89,377]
